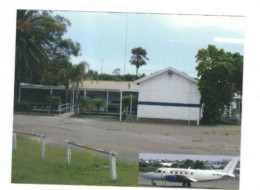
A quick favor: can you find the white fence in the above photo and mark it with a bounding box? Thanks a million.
[13,130,46,160]
[12,130,118,181]
[58,103,74,114]
[65,140,117,181]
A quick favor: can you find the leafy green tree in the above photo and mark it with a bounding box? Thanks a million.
[122,95,138,113]
[194,160,206,169]
[195,45,243,124]
[129,47,149,76]
[77,96,95,112]
[85,70,100,81]
[171,163,179,168]
[47,95,62,112]
[14,100,31,112]
[15,10,81,99]
[94,98,106,112]
[183,159,195,169]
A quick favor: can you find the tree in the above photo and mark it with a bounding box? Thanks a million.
[194,160,206,169]
[195,45,243,124]
[183,159,195,169]
[129,47,149,76]
[47,95,62,113]
[71,61,89,101]
[15,10,81,99]
[112,68,121,75]
[77,96,95,112]
[94,98,106,112]
[122,95,138,113]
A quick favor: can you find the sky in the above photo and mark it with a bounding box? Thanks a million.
[54,11,245,78]
[139,153,240,162]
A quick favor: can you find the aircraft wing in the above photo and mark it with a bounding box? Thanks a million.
[165,174,198,183]
[178,175,198,182]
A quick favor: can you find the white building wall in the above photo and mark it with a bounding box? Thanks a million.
[137,71,201,124]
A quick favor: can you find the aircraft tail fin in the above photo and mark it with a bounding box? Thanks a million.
[222,157,239,176]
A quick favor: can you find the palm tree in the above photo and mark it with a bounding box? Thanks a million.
[15,10,49,79]
[129,47,149,76]
[71,61,89,101]
[57,60,73,104]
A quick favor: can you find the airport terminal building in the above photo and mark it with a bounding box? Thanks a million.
[18,67,202,125]
[135,67,201,125]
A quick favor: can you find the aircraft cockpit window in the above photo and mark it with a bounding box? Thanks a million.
[155,169,161,173]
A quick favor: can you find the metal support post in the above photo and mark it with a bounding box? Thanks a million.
[65,140,71,165]
[18,86,21,102]
[119,91,122,121]
[109,151,117,181]
[106,91,109,113]
[130,94,133,116]
[13,133,17,151]
[72,90,75,110]
[40,135,45,160]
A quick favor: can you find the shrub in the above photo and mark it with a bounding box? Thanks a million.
[14,100,31,112]
[94,98,106,112]
[77,96,96,112]
[46,96,62,112]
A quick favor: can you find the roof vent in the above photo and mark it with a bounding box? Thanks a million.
[168,70,173,77]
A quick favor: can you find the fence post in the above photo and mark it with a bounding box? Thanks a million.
[40,135,45,160]
[65,140,71,165]
[58,104,61,114]
[13,132,17,151]
[109,151,117,181]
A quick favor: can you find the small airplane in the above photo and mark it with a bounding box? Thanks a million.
[141,157,239,188]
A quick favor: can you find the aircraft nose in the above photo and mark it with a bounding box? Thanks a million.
[141,172,152,179]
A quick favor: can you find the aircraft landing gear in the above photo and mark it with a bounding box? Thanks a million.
[182,182,191,188]
[151,180,156,186]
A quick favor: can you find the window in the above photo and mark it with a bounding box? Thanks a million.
[180,172,183,174]
[170,171,173,174]
[175,171,178,174]
[163,171,165,173]
[191,172,193,175]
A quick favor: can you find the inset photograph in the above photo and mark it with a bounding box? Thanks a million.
[139,153,240,189]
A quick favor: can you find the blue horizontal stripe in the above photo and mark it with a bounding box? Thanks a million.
[138,101,200,108]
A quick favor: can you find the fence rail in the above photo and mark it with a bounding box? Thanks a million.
[13,130,46,160]
[58,103,73,114]
[65,140,117,181]
[12,131,118,181]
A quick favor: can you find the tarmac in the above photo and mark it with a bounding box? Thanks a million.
[13,114,241,163]
[138,172,239,189]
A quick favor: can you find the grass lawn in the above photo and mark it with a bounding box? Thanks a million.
[14,111,58,116]
[12,136,138,186]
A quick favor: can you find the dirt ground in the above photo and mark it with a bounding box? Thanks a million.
[13,114,241,163]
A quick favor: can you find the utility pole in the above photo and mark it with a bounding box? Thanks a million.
[124,13,128,75]
[101,59,104,74]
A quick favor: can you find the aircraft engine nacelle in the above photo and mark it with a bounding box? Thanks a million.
[165,175,178,182]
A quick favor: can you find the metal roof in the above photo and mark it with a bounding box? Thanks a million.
[134,67,198,84]
[70,80,139,92]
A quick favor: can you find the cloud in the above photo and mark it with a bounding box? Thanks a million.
[163,14,245,32]
[214,36,244,44]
